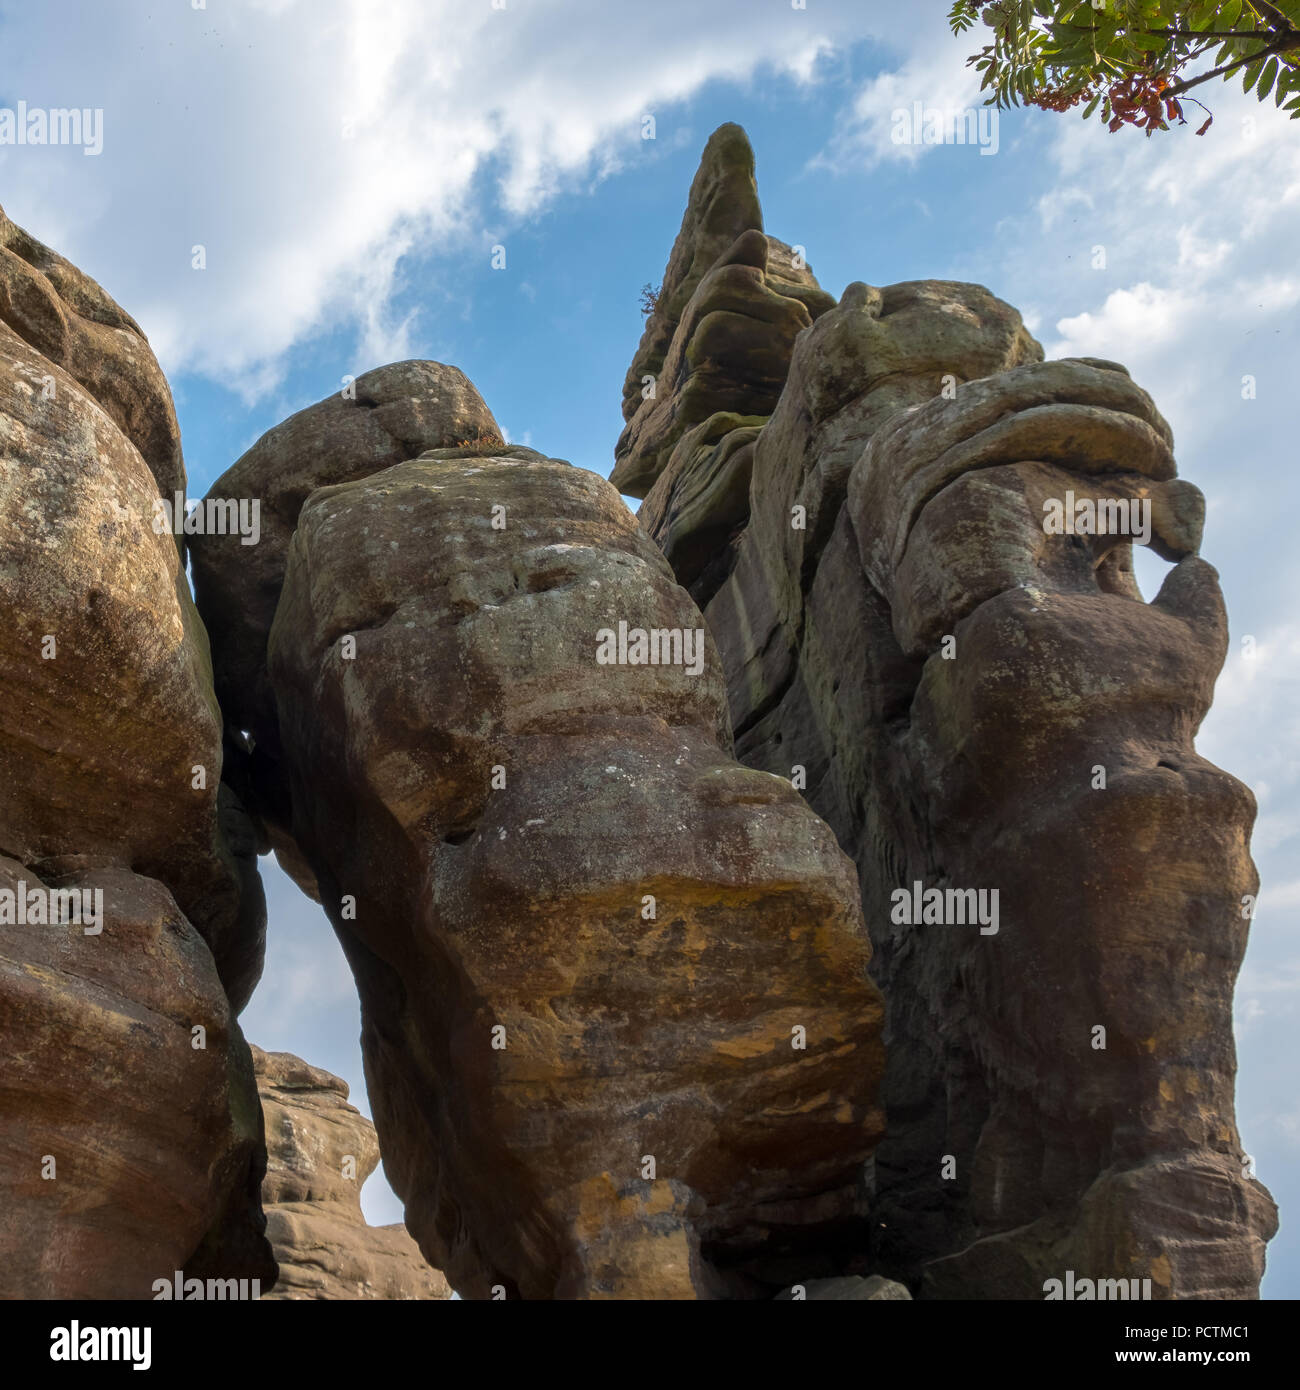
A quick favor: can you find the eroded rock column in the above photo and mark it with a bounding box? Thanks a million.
[194,366,885,1299]
[618,124,1276,1298]
[0,206,272,1296]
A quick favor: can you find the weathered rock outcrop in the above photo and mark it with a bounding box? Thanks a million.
[0,121,1275,1304]
[0,207,273,1296]
[621,126,1277,1298]
[253,1046,451,1299]
[615,122,835,578]
[190,361,501,902]
[0,209,265,1009]
[0,859,266,1298]
[194,366,885,1299]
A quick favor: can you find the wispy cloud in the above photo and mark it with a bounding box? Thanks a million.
[0,0,884,397]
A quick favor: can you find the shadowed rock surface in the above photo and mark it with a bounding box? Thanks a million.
[0,207,272,1296]
[0,121,1278,1303]
[194,367,886,1299]
[776,1274,911,1301]
[253,1046,452,1300]
[0,859,266,1298]
[622,125,1277,1299]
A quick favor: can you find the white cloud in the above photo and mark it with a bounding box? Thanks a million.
[0,0,886,398]
[818,43,992,169]
[1053,281,1197,356]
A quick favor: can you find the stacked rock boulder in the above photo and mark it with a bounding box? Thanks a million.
[192,368,886,1299]
[0,118,1278,1302]
[616,124,1277,1298]
[0,206,273,1296]
[253,1046,451,1299]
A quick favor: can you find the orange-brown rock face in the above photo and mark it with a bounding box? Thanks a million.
[0,207,273,1295]
[0,861,267,1298]
[625,125,1277,1298]
[253,1046,452,1300]
[193,373,885,1299]
[0,208,265,1010]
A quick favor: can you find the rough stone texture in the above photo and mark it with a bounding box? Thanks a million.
[0,206,265,1011]
[191,368,885,1299]
[849,359,1277,1300]
[619,122,762,428]
[190,361,501,759]
[613,124,834,499]
[625,127,1277,1299]
[191,361,502,902]
[0,207,272,1295]
[0,859,270,1298]
[253,1046,451,1300]
[0,206,184,498]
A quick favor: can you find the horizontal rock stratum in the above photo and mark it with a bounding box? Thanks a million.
[253,1046,451,1300]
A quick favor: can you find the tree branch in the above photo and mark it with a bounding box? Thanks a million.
[1164,30,1300,98]
[1245,1,1295,37]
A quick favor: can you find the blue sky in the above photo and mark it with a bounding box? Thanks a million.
[2,0,1295,1297]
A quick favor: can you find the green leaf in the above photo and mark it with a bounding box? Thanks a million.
[1243,57,1265,93]
[1259,57,1279,100]
[1083,91,1102,118]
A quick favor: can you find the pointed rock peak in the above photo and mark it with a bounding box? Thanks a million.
[620,124,764,422]
[687,122,762,243]
[613,126,837,497]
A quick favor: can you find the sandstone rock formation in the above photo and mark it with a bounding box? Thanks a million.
[619,125,1277,1299]
[253,1046,451,1300]
[193,369,886,1299]
[0,121,1277,1305]
[0,859,267,1298]
[0,206,273,1297]
[190,360,503,904]
[617,122,836,596]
